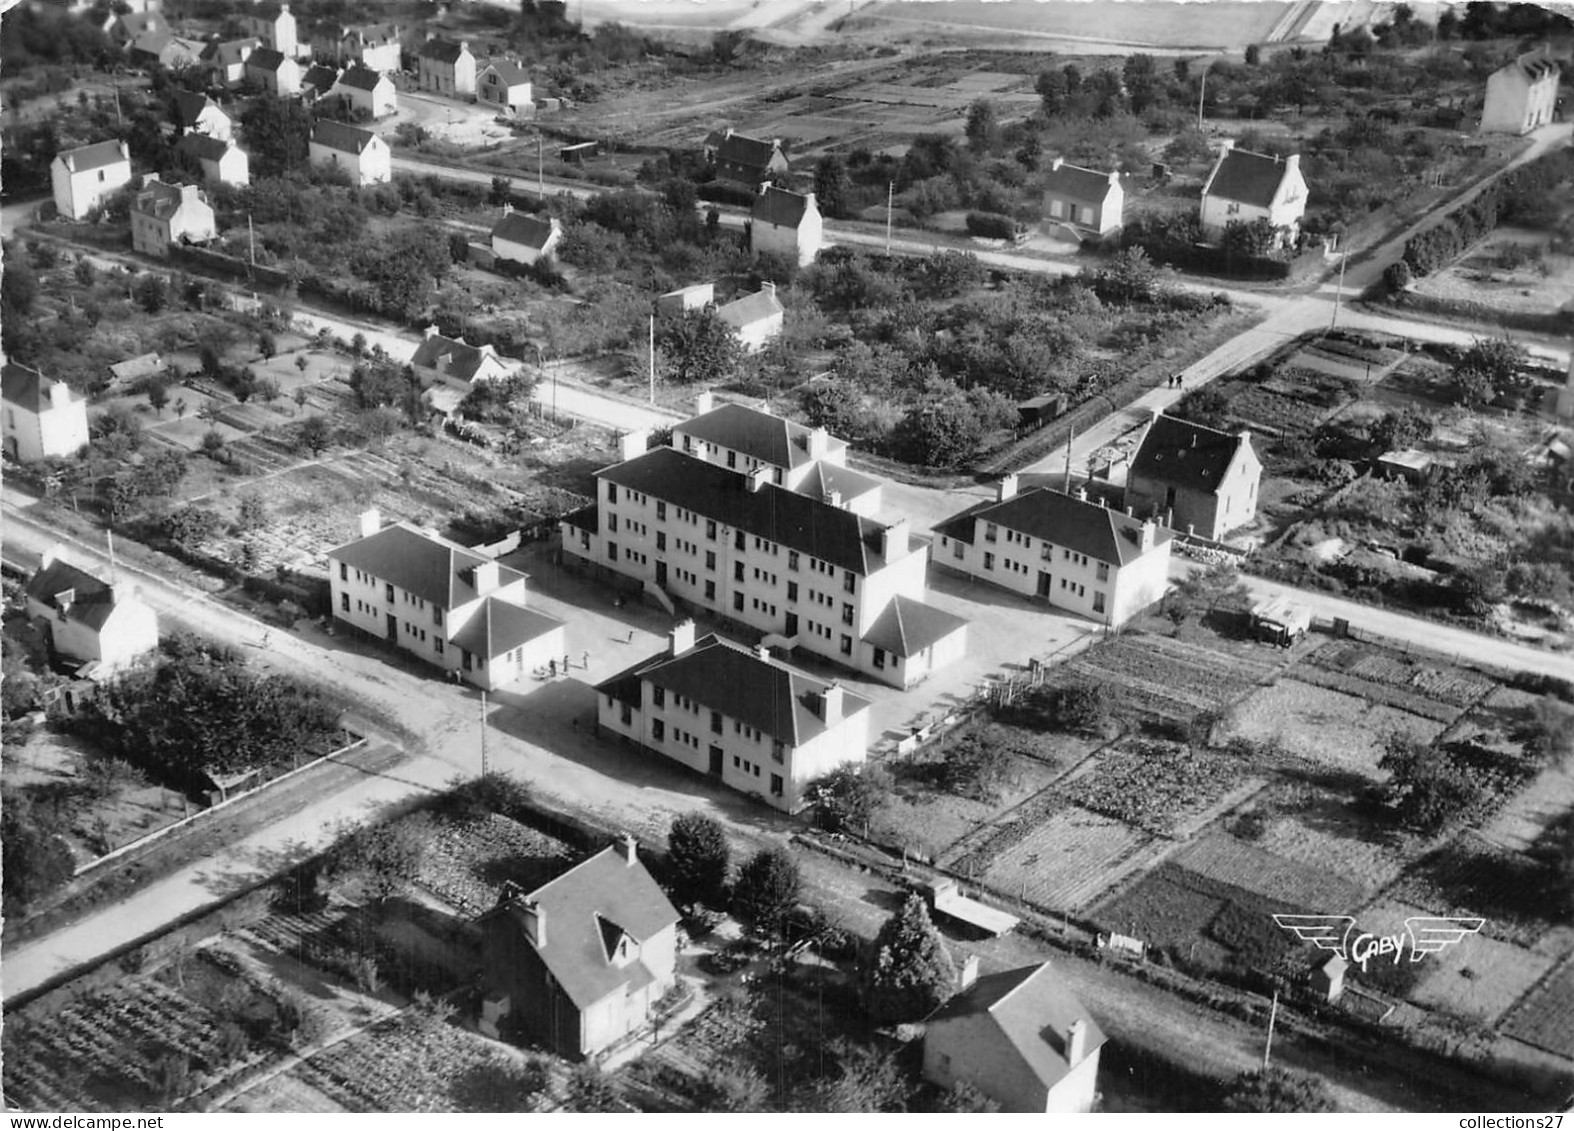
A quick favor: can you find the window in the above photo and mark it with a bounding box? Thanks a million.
[732,592,744,612]
[953,540,965,560]
[340,592,350,612]
[843,571,855,594]
[434,638,444,654]
[726,451,737,469]
[786,581,798,601]
[841,603,854,626]
[652,719,664,742]
[706,520,717,540]
[607,483,618,502]
[770,773,783,797]
[339,562,348,581]
[788,551,799,571]
[608,542,618,561]
[385,583,395,602]
[873,647,885,670]
[711,710,723,735]
[840,634,852,656]
[734,530,745,551]
[734,562,745,582]
[656,531,666,551]
[771,740,785,763]
[705,580,716,601]
[621,703,632,726]
[705,551,716,570]
[607,513,618,533]
[652,686,664,707]
[984,523,998,543]
[433,607,443,627]
[983,552,995,571]
[1093,591,1107,614]
[1096,562,1110,582]
[656,501,666,520]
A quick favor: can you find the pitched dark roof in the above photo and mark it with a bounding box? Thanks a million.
[327,522,525,608]
[717,288,784,331]
[561,503,598,534]
[1129,414,1250,495]
[171,91,223,129]
[131,179,202,222]
[863,595,967,659]
[752,186,813,228]
[246,46,291,72]
[24,559,124,633]
[602,447,908,574]
[1043,160,1117,204]
[334,62,388,91]
[487,846,680,1010]
[482,59,531,86]
[201,37,260,66]
[449,597,563,658]
[302,63,341,91]
[934,487,1170,567]
[1500,52,1561,82]
[55,140,128,173]
[798,461,877,503]
[410,333,507,382]
[716,131,778,168]
[492,211,557,249]
[116,12,168,37]
[1204,147,1294,209]
[596,633,870,744]
[676,403,836,471]
[176,132,235,162]
[929,963,1106,1093]
[310,118,379,154]
[419,37,470,63]
[3,365,78,412]
[109,353,165,382]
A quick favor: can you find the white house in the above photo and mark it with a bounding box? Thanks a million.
[417,36,477,97]
[105,10,167,47]
[1481,50,1562,134]
[1042,157,1123,237]
[175,133,250,188]
[707,128,790,191]
[716,283,785,353]
[477,59,533,113]
[313,22,402,72]
[24,551,160,678]
[241,2,300,58]
[170,91,233,142]
[301,63,341,102]
[751,185,822,268]
[308,119,391,186]
[244,47,302,96]
[129,175,217,259]
[200,36,260,86]
[560,438,968,688]
[2,364,89,462]
[933,477,1172,629]
[331,63,398,119]
[1199,142,1307,247]
[491,207,562,267]
[597,622,872,812]
[50,140,133,221]
[1126,414,1261,542]
[411,325,518,388]
[327,510,566,690]
[656,282,715,317]
[924,962,1106,1114]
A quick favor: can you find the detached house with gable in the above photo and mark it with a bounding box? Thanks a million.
[175,133,250,188]
[1481,50,1562,134]
[1041,157,1123,237]
[331,63,398,119]
[491,207,562,267]
[751,185,822,268]
[244,47,302,96]
[597,621,872,812]
[716,283,784,353]
[1199,141,1307,247]
[417,36,477,97]
[1126,413,1260,542]
[200,36,261,86]
[479,839,680,1060]
[706,127,789,191]
[933,477,1171,629]
[129,175,217,258]
[313,22,402,72]
[241,2,300,58]
[477,59,533,113]
[327,509,566,689]
[170,91,233,142]
[24,550,159,677]
[308,119,390,185]
[50,140,133,221]
[411,325,518,389]
[3,364,89,462]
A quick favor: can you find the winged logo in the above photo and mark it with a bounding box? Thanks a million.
[1272,913,1484,970]
[1405,916,1485,962]
[1272,914,1356,958]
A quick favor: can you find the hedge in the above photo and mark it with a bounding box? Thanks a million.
[1400,147,1574,277]
[965,211,1017,240]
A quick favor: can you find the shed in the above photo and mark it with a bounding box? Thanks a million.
[559,141,598,163]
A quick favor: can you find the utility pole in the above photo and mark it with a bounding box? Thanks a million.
[885,180,893,254]
[479,690,489,776]
[1263,988,1280,1070]
[107,530,118,580]
[648,313,656,404]
[248,213,256,267]
[1063,424,1074,493]
[1197,63,1208,132]
[537,131,544,200]
[1330,252,1347,330]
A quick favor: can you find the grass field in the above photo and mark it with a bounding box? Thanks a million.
[1503,958,1574,1059]
[1170,833,1366,911]
[1247,785,1408,896]
[858,0,1293,48]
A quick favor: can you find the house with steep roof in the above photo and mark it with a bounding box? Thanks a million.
[1481,50,1561,134]
[751,185,822,268]
[200,36,261,86]
[308,119,390,185]
[3,364,89,462]
[479,839,680,1059]
[312,22,402,72]
[418,36,476,97]
[924,962,1106,1113]
[300,63,342,102]
[24,549,159,677]
[175,133,250,188]
[128,31,203,70]
[597,621,872,812]
[1125,413,1260,542]
[106,9,168,48]
[411,325,518,388]
[129,175,217,258]
[933,477,1171,629]
[1199,141,1307,247]
[1041,157,1123,237]
[331,63,397,119]
[244,46,301,96]
[477,59,533,113]
[707,128,789,191]
[171,91,233,142]
[50,140,133,221]
[491,206,562,267]
[107,353,166,390]
[560,438,967,687]
[673,397,844,490]
[656,282,715,317]
[716,282,785,353]
[326,509,565,689]
[242,2,299,57]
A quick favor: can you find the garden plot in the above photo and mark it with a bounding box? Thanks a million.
[979,806,1165,914]
[1065,738,1254,836]
[1300,641,1497,710]
[416,813,577,918]
[1220,679,1447,780]
[1249,787,1408,896]
[1503,958,1574,1059]
[1171,834,1365,913]
[1092,862,1293,970]
[1057,633,1277,724]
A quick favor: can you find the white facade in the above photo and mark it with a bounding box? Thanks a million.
[194,142,250,188]
[332,67,398,119]
[477,63,532,111]
[243,4,299,57]
[492,211,562,267]
[186,103,233,142]
[309,130,391,186]
[1199,144,1308,245]
[752,188,823,268]
[2,368,90,462]
[50,141,133,221]
[418,39,477,96]
[1481,54,1561,134]
[26,573,159,677]
[129,177,217,259]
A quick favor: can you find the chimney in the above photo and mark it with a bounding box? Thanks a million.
[519,898,546,948]
[820,682,845,724]
[424,324,440,339]
[40,545,59,570]
[618,429,648,461]
[1219,138,1234,152]
[694,391,714,416]
[881,517,911,563]
[754,642,770,662]
[54,588,77,615]
[1066,1018,1088,1066]
[358,507,381,537]
[759,280,776,298]
[806,426,830,458]
[1284,153,1300,174]
[1141,519,1156,551]
[1125,505,1134,517]
[957,953,979,992]
[141,172,160,189]
[460,39,469,53]
[49,380,74,409]
[996,473,1019,502]
[669,618,696,656]
[1050,156,1064,171]
[1108,169,1121,187]
[1238,429,1252,450]
[181,183,203,204]
[502,201,513,216]
[472,559,500,595]
[747,465,770,493]
[826,489,843,509]
[803,190,817,211]
[619,833,638,866]
[1074,486,1088,503]
[757,181,770,197]
[118,140,130,161]
[724,126,734,139]
[108,580,131,606]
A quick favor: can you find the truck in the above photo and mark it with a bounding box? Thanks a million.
[1250,596,1312,648]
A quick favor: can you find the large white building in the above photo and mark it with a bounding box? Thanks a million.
[933,477,1171,629]
[327,510,565,690]
[50,140,133,221]
[1199,142,1307,247]
[1480,50,1561,134]
[3,364,90,462]
[560,437,967,688]
[24,551,159,677]
[597,621,872,812]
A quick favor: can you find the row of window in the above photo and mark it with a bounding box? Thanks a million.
[731,756,786,796]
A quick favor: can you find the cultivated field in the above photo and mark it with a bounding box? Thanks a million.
[977,805,1165,914]
[1247,783,1408,896]
[1503,958,1574,1060]
[1411,225,1574,318]
[416,813,578,918]
[1054,631,1284,724]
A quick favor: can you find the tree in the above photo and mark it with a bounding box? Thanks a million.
[1378,733,1485,834]
[1046,682,1114,734]
[859,894,957,1023]
[695,1064,771,1112]
[1221,216,1279,259]
[299,415,332,455]
[1,792,76,913]
[1086,246,1162,304]
[136,274,168,314]
[236,492,267,532]
[732,847,801,937]
[667,811,730,908]
[893,380,1013,470]
[806,765,885,834]
[1369,407,1433,453]
[147,379,170,417]
[201,429,226,460]
[1166,560,1250,624]
[1453,337,1526,407]
[258,330,278,359]
[563,1063,622,1113]
[964,98,998,152]
[327,813,433,903]
[1223,1067,1336,1113]
[489,175,513,207]
[795,1039,908,1113]
[1035,67,1068,115]
[654,307,743,386]
[1383,260,1413,293]
[813,153,852,220]
[164,504,222,549]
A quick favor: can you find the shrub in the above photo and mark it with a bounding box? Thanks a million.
[667,812,731,908]
[732,847,801,936]
[858,894,957,1023]
[806,765,887,834]
[1222,1067,1336,1112]
[964,211,1018,240]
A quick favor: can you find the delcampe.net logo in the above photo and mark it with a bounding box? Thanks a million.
[1272,914,1485,972]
